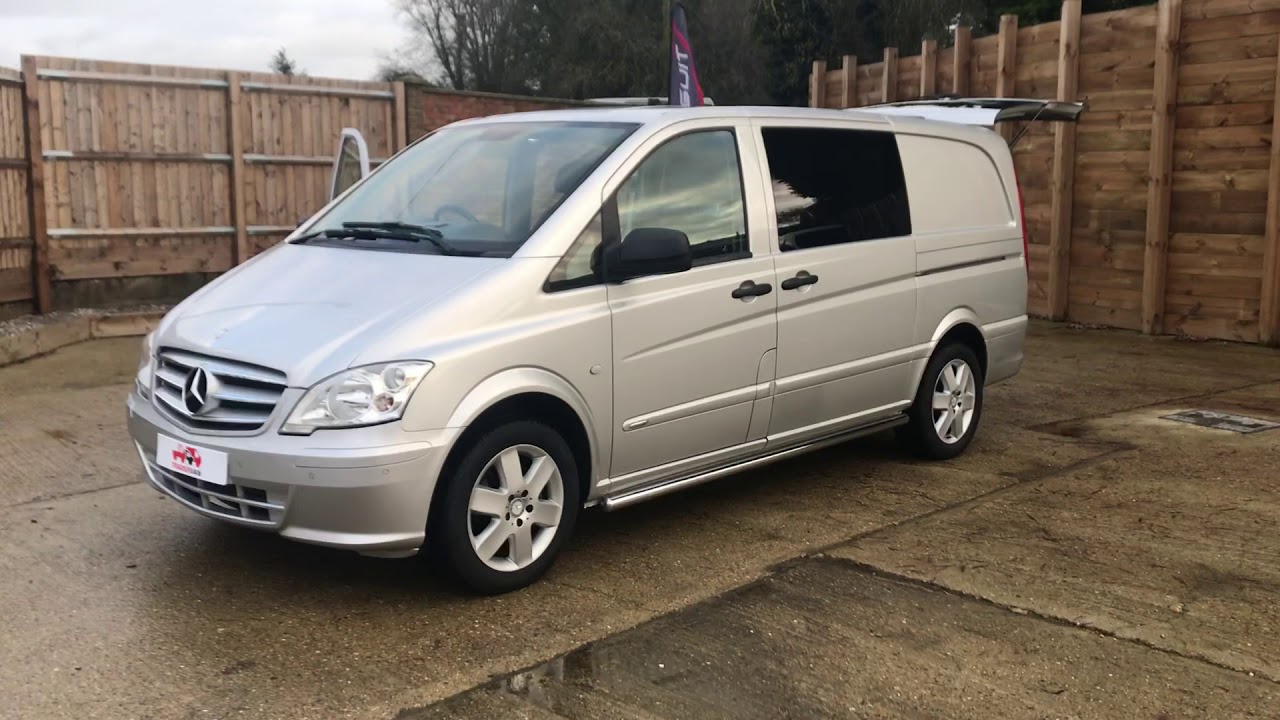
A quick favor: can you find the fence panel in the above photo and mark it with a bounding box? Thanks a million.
[0,67,32,317]
[1016,21,1062,317]
[808,0,1280,345]
[236,71,398,255]
[1067,6,1157,332]
[1168,0,1277,341]
[24,56,397,308]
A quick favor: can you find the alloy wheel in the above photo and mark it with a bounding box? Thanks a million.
[932,359,977,444]
[467,444,565,572]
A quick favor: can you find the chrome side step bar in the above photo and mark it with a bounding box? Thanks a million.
[601,415,909,511]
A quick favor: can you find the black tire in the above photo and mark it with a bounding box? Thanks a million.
[898,343,984,460]
[430,420,580,595]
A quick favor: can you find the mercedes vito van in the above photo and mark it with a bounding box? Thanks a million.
[127,104,1046,594]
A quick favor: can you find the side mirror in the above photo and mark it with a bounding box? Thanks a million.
[604,228,692,282]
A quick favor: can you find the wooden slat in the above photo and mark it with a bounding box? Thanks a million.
[393,81,408,150]
[36,68,228,89]
[996,15,1019,143]
[810,60,826,108]
[227,72,248,266]
[1263,37,1280,344]
[1185,0,1280,20]
[882,48,899,103]
[239,82,392,99]
[921,40,938,97]
[1049,2,1082,321]
[1142,0,1182,335]
[840,55,857,109]
[953,27,972,95]
[50,236,233,280]
[47,226,234,237]
[21,57,51,313]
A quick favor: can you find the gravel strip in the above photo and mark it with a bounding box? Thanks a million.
[0,305,170,339]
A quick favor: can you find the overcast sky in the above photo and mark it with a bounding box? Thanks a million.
[0,0,413,80]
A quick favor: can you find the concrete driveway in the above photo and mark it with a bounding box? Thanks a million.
[1,323,1277,719]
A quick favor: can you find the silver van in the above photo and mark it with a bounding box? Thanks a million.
[128,104,1041,593]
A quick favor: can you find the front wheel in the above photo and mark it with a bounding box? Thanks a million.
[431,421,580,594]
[899,343,984,460]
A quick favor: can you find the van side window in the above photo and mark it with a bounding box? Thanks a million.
[616,130,748,266]
[545,213,603,292]
[761,127,911,251]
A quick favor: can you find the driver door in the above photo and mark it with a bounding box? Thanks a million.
[604,123,778,487]
[329,128,371,201]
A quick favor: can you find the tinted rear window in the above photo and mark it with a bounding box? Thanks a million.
[761,127,911,251]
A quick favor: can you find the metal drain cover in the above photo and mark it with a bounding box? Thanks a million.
[1162,410,1280,434]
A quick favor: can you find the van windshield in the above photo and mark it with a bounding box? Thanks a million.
[297,121,638,257]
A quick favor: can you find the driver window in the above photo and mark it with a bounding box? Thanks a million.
[616,130,748,266]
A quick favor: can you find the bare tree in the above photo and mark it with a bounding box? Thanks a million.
[396,0,539,93]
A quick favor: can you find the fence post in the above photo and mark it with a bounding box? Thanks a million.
[841,55,858,109]
[393,81,408,151]
[953,27,972,95]
[1047,1,1082,321]
[226,71,249,265]
[882,48,899,103]
[1142,0,1183,336]
[19,56,50,314]
[996,15,1019,142]
[921,40,938,97]
[810,60,828,108]
[1262,38,1280,346]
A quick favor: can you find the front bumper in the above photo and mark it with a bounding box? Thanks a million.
[126,390,461,554]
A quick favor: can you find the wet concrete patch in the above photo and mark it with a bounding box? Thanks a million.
[403,557,1278,719]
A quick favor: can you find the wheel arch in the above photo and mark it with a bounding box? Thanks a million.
[439,368,602,506]
[928,309,989,377]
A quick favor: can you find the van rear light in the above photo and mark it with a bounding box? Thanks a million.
[1013,166,1029,274]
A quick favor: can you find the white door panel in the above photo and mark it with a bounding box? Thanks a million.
[752,122,919,441]
[770,242,916,438]
[608,256,777,479]
[604,124,779,481]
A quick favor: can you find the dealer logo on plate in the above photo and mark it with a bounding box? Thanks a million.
[170,443,204,477]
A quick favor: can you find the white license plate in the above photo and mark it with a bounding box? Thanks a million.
[156,435,229,486]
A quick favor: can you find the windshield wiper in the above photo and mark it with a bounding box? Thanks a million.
[341,221,457,254]
[292,222,457,255]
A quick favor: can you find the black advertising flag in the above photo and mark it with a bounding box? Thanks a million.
[668,2,705,106]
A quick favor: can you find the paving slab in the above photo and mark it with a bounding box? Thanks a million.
[406,558,1279,719]
[832,393,1280,682]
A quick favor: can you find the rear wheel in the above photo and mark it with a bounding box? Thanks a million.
[432,421,580,594]
[899,343,984,460]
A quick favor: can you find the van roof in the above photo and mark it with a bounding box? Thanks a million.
[449,105,999,144]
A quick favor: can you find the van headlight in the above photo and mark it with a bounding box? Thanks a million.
[280,361,433,435]
[136,332,155,398]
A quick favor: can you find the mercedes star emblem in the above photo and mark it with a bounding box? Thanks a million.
[181,367,220,416]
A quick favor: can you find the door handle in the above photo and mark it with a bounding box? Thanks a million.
[731,280,773,299]
[781,271,819,291]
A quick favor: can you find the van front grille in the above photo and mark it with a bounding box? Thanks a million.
[153,349,287,432]
[144,456,286,525]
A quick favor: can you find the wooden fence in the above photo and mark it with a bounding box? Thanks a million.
[0,68,32,314]
[0,55,407,317]
[0,57,584,320]
[811,0,1280,346]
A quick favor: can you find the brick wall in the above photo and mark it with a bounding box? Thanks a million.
[405,85,588,140]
